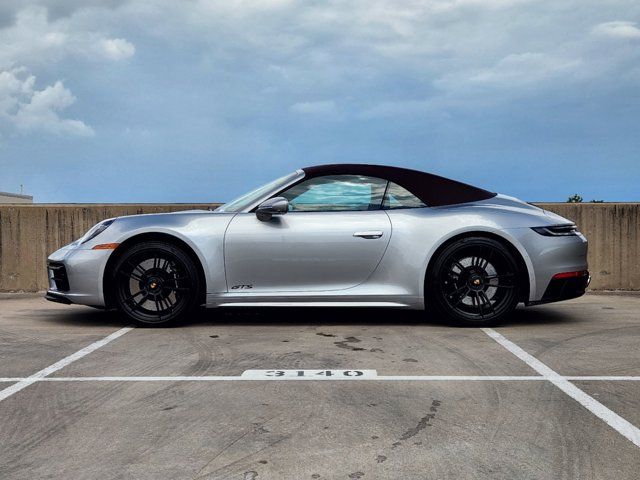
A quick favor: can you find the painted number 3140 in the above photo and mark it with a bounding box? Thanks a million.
[267,370,364,377]
[240,369,377,379]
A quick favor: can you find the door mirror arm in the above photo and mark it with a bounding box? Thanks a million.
[256,197,289,221]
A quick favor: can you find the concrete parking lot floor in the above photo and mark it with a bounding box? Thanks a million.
[1,293,639,479]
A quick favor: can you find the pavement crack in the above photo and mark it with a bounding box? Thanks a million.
[192,429,252,479]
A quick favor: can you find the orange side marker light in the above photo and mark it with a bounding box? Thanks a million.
[92,243,120,250]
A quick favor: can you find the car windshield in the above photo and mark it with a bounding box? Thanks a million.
[216,170,303,213]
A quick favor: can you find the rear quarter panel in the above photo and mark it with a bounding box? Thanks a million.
[372,205,547,305]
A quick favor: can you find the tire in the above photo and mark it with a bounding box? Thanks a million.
[427,237,520,326]
[111,241,201,326]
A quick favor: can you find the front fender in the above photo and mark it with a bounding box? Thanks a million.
[89,213,233,296]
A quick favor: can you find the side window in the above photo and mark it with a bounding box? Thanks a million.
[280,175,388,212]
[383,182,427,209]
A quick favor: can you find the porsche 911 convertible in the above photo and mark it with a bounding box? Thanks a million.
[46,164,589,326]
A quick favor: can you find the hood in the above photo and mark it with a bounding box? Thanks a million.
[115,209,217,221]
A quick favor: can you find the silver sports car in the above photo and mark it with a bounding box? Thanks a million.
[46,164,589,326]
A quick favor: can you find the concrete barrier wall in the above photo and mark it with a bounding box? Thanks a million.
[0,204,215,292]
[536,203,639,291]
[0,202,638,292]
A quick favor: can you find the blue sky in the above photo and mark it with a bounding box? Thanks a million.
[0,0,639,203]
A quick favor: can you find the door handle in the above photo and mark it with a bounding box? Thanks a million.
[353,231,384,239]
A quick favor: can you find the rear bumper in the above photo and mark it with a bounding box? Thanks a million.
[505,227,588,302]
[527,270,590,306]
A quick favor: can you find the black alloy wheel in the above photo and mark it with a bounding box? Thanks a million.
[428,237,520,326]
[112,241,201,326]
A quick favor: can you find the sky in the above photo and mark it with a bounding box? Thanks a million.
[0,0,639,203]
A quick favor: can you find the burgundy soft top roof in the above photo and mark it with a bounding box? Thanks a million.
[301,164,496,207]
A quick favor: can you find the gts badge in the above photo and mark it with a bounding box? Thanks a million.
[231,284,253,290]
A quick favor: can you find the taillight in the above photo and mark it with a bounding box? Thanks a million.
[552,270,589,279]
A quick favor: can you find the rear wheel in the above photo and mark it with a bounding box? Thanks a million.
[427,237,520,326]
[111,241,201,326]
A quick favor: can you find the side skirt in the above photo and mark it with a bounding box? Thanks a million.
[204,293,423,309]
[216,301,413,308]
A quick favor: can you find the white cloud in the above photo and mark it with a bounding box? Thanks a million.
[362,52,587,117]
[429,0,534,13]
[1,0,639,132]
[0,6,136,69]
[0,5,136,137]
[119,0,636,120]
[0,68,94,137]
[101,38,135,60]
[592,21,640,40]
[438,53,583,90]
[289,100,337,114]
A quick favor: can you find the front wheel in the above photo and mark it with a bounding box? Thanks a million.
[427,237,521,326]
[111,241,201,326]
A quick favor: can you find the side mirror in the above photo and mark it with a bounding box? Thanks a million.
[256,197,289,221]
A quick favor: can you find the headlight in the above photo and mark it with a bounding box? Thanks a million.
[531,224,578,236]
[80,219,115,244]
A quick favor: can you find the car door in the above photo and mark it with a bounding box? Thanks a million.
[223,175,392,293]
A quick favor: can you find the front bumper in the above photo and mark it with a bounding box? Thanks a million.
[45,245,113,307]
[45,291,73,305]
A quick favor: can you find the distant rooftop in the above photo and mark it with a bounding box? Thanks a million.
[0,191,33,203]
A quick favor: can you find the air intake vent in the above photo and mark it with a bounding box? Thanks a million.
[48,262,70,292]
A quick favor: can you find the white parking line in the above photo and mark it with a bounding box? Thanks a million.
[0,327,133,403]
[482,328,640,448]
[0,375,639,382]
[564,376,640,381]
[0,375,541,382]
